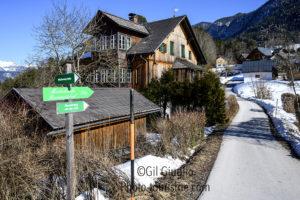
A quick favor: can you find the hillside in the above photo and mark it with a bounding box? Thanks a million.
[195,0,300,44]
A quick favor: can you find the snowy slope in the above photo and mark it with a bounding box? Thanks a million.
[0,60,27,81]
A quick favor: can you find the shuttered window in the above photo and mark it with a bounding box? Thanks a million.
[181,44,185,58]
[170,41,174,55]
[189,51,192,60]
[159,43,167,53]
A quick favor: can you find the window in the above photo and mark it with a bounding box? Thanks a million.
[110,35,116,49]
[255,74,261,79]
[189,51,192,60]
[127,37,131,49]
[159,43,167,53]
[181,44,185,58]
[118,33,131,50]
[170,41,174,55]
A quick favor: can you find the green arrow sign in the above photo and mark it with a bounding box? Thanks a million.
[55,73,80,85]
[42,87,94,101]
[56,101,89,114]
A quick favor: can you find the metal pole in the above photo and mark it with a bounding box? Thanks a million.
[130,89,135,200]
[66,63,75,200]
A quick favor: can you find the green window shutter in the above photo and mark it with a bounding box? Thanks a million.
[159,43,167,53]
[181,44,185,58]
[170,41,174,55]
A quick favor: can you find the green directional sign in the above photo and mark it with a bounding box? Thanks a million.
[56,101,89,114]
[42,87,94,101]
[55,73,80,85]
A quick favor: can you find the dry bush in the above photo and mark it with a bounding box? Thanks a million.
[155,112,206,158]
[226,95,239,120]
[251,80,272,99]
[281,93,296,113]
[0,106,129,200]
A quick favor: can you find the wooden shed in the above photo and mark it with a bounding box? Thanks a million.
[2,88,161,151]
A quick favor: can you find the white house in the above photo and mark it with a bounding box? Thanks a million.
[215,57,228,72]
[242,60,275,83]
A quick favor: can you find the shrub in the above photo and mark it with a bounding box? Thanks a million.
[251,81,272,99]
[0,106,129,200]
[226,95,239,120]
[155,111,206,158]
[142,70,227,125]
[281,93,296,113]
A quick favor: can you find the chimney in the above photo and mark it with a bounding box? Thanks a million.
[129,13,147,24]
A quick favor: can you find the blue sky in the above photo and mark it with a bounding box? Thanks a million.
[0,0,267,65]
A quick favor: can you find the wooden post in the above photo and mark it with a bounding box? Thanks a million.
[130,89,135,200]
[275,99,278,117]
[66,63,75,200]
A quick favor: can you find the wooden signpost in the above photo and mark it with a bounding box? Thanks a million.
[130,89,135,200]
[42,63,93,200]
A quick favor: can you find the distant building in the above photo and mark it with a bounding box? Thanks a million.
[242,60,275,82]
[237,53,249,64]
[246,47,273,61]
[215,57,228,72]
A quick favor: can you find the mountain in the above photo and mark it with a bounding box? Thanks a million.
[0,61,27,82]
[195,0,300,43]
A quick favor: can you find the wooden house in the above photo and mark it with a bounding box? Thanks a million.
[82,11,207,89]
[1,88,161,151]
[246,47,273,61]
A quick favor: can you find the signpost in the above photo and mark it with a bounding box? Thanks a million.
[130,89,135,200]
[42,63,94,200]
[55,73,79,85]
[43,87,94,101]
[57,101,89,115]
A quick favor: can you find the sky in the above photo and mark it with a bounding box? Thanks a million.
[0,0,267,65]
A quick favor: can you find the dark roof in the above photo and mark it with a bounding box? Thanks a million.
[85,11,149,35]
[127,16,185,55]
[102,11,149,35]
[5,88,161,134]
[242,60,275,73]
[172,58,202,70]
[257,47,273,57]
[127,16,207,64]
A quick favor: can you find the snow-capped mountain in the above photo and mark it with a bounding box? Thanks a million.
[0,60,27,82]
[195,0,300,42]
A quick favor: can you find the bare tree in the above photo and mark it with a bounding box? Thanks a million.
[33,1,92,73]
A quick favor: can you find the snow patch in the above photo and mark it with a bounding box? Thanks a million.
[76,188,108,200]
[115,155,184,187]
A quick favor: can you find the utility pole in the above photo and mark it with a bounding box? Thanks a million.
[130,89,135,200]
[66,63,75,200]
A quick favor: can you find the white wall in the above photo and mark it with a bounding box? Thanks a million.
[244,72,272,83]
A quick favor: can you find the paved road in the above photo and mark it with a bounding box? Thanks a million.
[199,96,300,200]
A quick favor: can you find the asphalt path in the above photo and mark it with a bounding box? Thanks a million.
[199,95,300,200]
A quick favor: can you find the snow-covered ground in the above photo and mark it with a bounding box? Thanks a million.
[220,74,244,84]
[115,155,185,188]
[76,188,108,200]
[234,80,300,156]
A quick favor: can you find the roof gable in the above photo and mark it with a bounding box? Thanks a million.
[4,88,160,132]
[127,16,207,64]
[85,10,149,35]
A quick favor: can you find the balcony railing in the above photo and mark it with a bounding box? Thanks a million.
[88,68,131,84]
[85,33,132,52]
